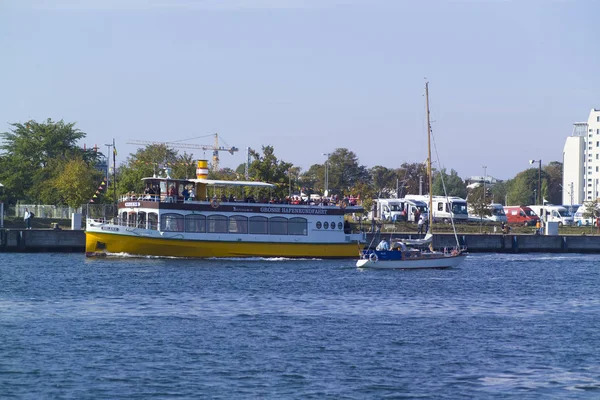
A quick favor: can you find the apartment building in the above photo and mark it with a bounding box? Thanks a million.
[563,109,600,204]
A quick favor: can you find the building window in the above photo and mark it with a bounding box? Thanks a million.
[249,216,268,234]
[597,141,599,147]
[597,116,599,122]
[185,214,206,233]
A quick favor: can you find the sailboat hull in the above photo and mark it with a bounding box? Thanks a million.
[356,252,466,269]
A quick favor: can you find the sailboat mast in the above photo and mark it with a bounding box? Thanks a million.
[425,82,433,231]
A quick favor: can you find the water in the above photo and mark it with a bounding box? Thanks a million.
[2,253,600,399]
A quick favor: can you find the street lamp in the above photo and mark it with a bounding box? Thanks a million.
[529,159,542,205]
[322,153,331,197]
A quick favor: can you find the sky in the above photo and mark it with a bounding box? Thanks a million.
[1,0,599,181]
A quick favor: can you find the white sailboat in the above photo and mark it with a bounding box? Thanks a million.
[356,82,467,269]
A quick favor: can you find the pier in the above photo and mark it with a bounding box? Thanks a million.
[0,229,599,253]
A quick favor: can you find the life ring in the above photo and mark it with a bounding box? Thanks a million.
[340,199,348,209]
[211,199,220,209]
[369,252,378,262]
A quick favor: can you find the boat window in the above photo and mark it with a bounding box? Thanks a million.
[288,217,307,236]
[249,216,268,234]
[121,211,127,226]
[185,214,206,233]
[148,213,158,230]
[323,222,329,229]
[229,216,248,234]
[128,212,137,227]
[270,217,288,235]
[316,221,322,229]
[338,222,343,230]
[137,211,147,228]
[207,215,228,233]
[161,213,184,232]
[331,221,336,230]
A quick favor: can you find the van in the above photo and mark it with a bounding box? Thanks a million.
[573,203,599,226]
[503,205,540,226]
[374,199,407,222]
[469,203,508,223]
[405,195,468,223]
[529,205,574,226]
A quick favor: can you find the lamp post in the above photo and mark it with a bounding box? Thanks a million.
[529,159,542,205]
[322,153,331,197]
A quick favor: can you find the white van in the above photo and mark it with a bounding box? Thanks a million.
[469,203,508,223]
[573,203,599,226]
[405,195,468,223]
[374,199,407,222]
[529,205,574,226]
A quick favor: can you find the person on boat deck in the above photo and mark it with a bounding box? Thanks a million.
[417,214,425,235]
[229,194,235,202]
[182,186,189,200]
[375,239,389,251]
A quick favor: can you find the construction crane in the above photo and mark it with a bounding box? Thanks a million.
[126,133,238,172]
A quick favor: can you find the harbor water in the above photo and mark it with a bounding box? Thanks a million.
[1,253,600,399]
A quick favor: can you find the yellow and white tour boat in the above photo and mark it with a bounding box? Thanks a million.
[86,161,365,258]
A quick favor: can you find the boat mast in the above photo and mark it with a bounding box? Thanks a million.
[425,82,433,234]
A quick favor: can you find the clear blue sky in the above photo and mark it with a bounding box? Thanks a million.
[1,0,598,181]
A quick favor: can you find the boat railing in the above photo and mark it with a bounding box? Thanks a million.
[119,193,363,208]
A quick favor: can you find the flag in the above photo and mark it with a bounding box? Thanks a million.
[113,147,117,156]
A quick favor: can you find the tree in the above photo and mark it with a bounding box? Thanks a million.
[117,144,192,195]
[248,145,293,198]
[396,162,428,196]
[369,165,397,198]
[581,199,600,233]
[326,148,369,196]
[544,161,563,204]
[52,158,103,207]
[506,169,540,205]
[0,119,95,204]
[467,185,492,232]
[431,168,467,198]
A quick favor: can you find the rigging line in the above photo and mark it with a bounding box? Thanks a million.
[429,120,461,248]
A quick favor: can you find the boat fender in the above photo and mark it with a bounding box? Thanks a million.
[369,252,378,262]
[211,199,220,209]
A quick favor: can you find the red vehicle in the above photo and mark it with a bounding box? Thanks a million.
[503,205,540,226]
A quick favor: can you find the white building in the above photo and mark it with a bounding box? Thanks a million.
[563,109,600,204]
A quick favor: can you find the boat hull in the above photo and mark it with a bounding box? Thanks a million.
[86,231,363,259]
[356,253,466,269]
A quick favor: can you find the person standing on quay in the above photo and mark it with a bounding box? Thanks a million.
[24,208,31,229]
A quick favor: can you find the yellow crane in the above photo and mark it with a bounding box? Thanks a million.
[126,133,238,172]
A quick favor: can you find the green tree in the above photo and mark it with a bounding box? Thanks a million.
[396,162,428,196]
[369,165,396,198]
[327,148,369,196]
[582,199,600,233]
[431,168,467,198]
[506,169,539,205]
[116,144,190,195]
[544,161,563,204]
[490,181,508,205]
[248,145,293,198]
[52,158,103,207]
[467,185,492,232]
[0,119,95,204]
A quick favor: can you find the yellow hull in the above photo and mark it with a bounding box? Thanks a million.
[86,231,363,258]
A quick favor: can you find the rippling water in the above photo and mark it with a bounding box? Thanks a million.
[2,253,600,399]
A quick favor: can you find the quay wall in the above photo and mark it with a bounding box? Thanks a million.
[0,230,599,253]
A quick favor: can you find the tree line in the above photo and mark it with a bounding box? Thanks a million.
[0,119,567,211]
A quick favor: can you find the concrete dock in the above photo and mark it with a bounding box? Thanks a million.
[0,229,599,253]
